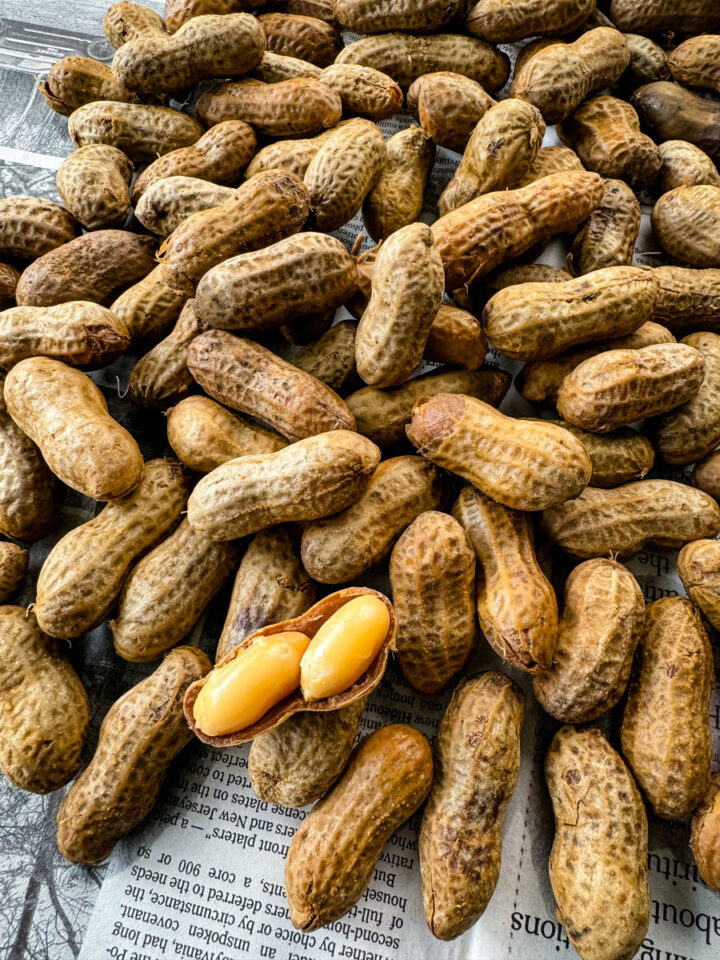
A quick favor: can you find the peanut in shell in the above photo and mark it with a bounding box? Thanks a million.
[362,127,434,242]
[650,265,720,332]
[610,0,720,35]
[622,33,670,87]
[692,450,720,500]
[111,265,188,343]
[690,775,720,893]
[253,51,322,83]
[258,13,340,67]
[165,0,264,32]
[68,101,203,163]
[128,298,205,408]
[0,543,27,602]
[0,197,79,262]
[0,265,19,310]
[104,1,167,47]
[514,144,584,187]
[39,55,150,116]
[568,178,640,275]
[318,63,403,120]
[425,306,487,371]
[244,121,351,180]
[57,146,133,232]
[677,539,720,631]
[631,82,720,162]
[292,320,358,394]
[550,422,655,489]
[334,0,460,33]
[657,140,720,194]
[135,177,235,237]
[406,71,495,153]
[652,184,720,268]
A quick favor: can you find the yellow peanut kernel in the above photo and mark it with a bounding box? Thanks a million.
[300,595,390,701]
[193,632,310,736]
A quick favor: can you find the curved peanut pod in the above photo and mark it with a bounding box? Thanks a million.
[652,184,720,269]
[568,178,640,275]
[301,455,443,583]
[632,81,720,162]
[111,265,188,343]
[467,0,593,42]
[285,724,432,929]
[249,698,365,808]
[134,177,234,236]
[621,597,713,819]
[318,64,402,120]
[0,543,27,602]
[533,558,644,723]
[4,358,143,501]
[362,127,434,242]
[546,726,649,960]
[408,393,590,512]
[390,511,476,693]
[0,607,89,794]
[257,13,340,67]
[406,71,495,154]
[0,197,79,262]
[658,140,720,194]
[651,266,720,332]
[622,33,670,87]
[187,430,380,541]
[542,479,720,559]
[217,524,315,662]
[453,486,557,673]
[128,299,205,408]
[104,1,167,47]
[185,586,395,745]
[39,56,151,116]
[420,673,523,940]
[470,260,571,309]
[292,320,359,394]
[690,775,720,893]
[35,459,189,639]
[425,306,487,371]
[57,646,211,864]
[678,539,720,631]
[549,422,655,488]
[69,101,203,163]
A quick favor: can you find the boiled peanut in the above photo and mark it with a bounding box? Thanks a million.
[68,101,203,163]
[466,0,594,42]
[56,145,132,230]
[127,299,204,408]
[111,265,188,342]
[551,422,655,488]
[187,430,379,541]
[258,13,340,67]
[253,51,322,83]
[285,725,432,930]
[610,0,720,34]
[420,673,523,940]
[112,519,238,661]
[134,177,234,236]
[0,197,79,262]
[650,265,720,331]
[678,539,720,631]
[40,56,149,116]
[691,775,720,893]
[406,71,495,153]
[568,178,640,275]
[622,33,670,87]
[390,511,476,693]
[0,607,89,794]
[631,82,720,161]
[658,140,720,193]
[104,1,167,47]
[514,144,584,187]
[217,524,315,662]
[362,127,434,242]
[0,543,27,602]
[197,77,342,135]
[546,726,649,960]
[57,646,210,864]
[334,0,459,33]
[541,479,720,558]
[318,64,402,120]
[425,306,487,370]
[301,455,442,583]
[533,558,644,723]
[621,597,713,819]
[244,121,349,179]
[165,0,264,32]
[347,366,510,448]
[453,485,557,673]
[167,395,286,473]
[652,185,720,267]
[292,320,358,393]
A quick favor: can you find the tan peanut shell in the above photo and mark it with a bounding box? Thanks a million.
[514,144,584,187]
[249,698,364,808]
[362,127,434,242]
[650,266,720,332]
[432,170,605,289]
[301,455,442,583]
[244,121,351,179]
[408,393,590,512]
[5,358,143,501]
[104,1,167,47]
[253,51,322,83]
[56,146,133,230]
[187,430,380,541]
[425,306,487,370]
[285,724,432,929]
[546,726,650,960]
[167,395,286,474]
[631,82,720,162]
[622,33,670,87]
[347,366,510,448]
[0,197,79,262]
[467,0,593,42]
[482,265,656,361]
[0,543,27,602]
[186,587,395,745]
[692,451,720,500]
[356,223,444,387]
[610,0,720,33]
[188,330,354,442]
[69,101,203,163]
[15,230,155,307]
[157,169,310,295]
[551,422,655,488]
[420,673,523,941]
[57,646,211,864]
[112,13,265,94]
[132,120,256,201]
[112,519,238,662]
[557,342,705,433]
[334,0,459,33]
[690,775,720,893]
[390,511,476,693]
[194,233,357,333]
[541,479,720,559]
[652,185,720,268]
[510,28,630,124]
[0,607,89,794]
[621,597,712,819]
[39,56,149,116]
[0,302,130,370]
[165,0,264,32]
[453,485,557,673]
[0,265,19,310]
[533,559,645,724]
[559,95,661,190]
[127,299,204,408]
[35,459,188,639]
[516,321,676,406]
[406,71,495,153]
[135,177,234,237]
[282,0,334,21]
[568,178,640,275]
[290,322,357,394]
[318,64,402,120]
[438,98,545,215]
[217,524,315,662]
[658,141,720,193]
[111,265,188,343]
[197,77,342,136]
[678,539,720,631]
[470,261,571,309]
[258,13,340,67]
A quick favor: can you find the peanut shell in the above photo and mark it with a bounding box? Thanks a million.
[568,178,640,275]
[677,539,720,631]
[68,101,203,163]
[362,127,434,242]
[0,197,79,262]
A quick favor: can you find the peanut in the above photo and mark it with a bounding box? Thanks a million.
[0,543,27,602]
[514,144,584,187]
[282,0,334,20]
[424,306,487,370]
[678,539,720,631]
[546,726,649,960]
[669,35,720,95]
[0,265,19,310]
[318,64,402,120]
[69,101,203,163]
[39,56,150,116]
[111,265,188,342]
[127,299,204,408]
[470,261,570,309]
[652,185,720,268]
[466,0,594,42]
[0,607,89,794]
[134,177,234,236]
[541,479,720,558]
[243,121,349,179]
[57,645,210,864]
[390,511,476,693]
[285,725,432,930]
[0,197,79,262]
[165,0,264,32]
[658,140,720,193]
[301,455,442,583]
[292,320,358,393]
[692,450,720,500]
[609,0,720,33]
[533,558,645,723]
[419,673,523,940]
[406,71,495,153]
[362,127,434,242]
[253,51,322,83]
[622,33,670,86]
[258,13,340,67]
[104,1,167,47]
[453,485,558,673]
[621,597,713,819]
[568,178,640,275]
[335,0,460,32]
[186,430,380,541]
[551,422,655,488]
[690,775,720,892]
[631,82,720,161]
[650,265,720,331]
[56,145,133,230]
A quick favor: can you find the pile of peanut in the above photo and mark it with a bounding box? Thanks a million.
[1,0,720,955]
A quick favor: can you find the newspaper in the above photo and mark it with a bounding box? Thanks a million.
[0,5,718,959]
